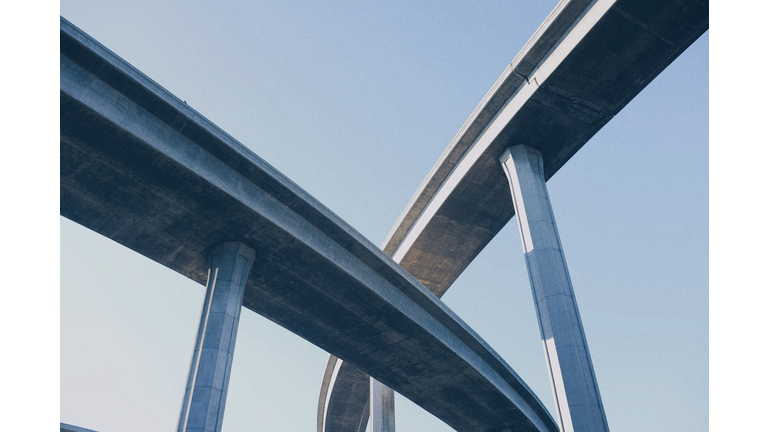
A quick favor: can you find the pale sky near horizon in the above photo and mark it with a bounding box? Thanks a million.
[49,1,726,431]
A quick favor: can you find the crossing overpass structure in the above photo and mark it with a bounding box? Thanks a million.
[318,0,708,430]
[60,0,707,430]
[61,17,556,432]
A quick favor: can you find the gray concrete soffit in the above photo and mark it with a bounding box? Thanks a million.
[317,1,606,430]
[318,0,708,430]
[60,17,387,284]
[60,17,558,432]
[381,0,709,283]
[380,0,599,258]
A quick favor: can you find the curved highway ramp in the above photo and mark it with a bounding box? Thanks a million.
[317,0,708,430]
[60,17,557,432]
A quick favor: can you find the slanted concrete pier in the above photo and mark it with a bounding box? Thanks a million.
[370,378,395,432]
[177,242,256,432]
[499,146,609,432]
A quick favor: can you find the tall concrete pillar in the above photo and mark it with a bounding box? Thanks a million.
[499,146,609,432]
[370,378,395,432]
[177,242,256,432]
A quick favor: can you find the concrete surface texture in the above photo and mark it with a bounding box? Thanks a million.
[318,357,370,432]
[370,378,396,432]
[60,17,557,432]
[177,242,256,432]
[381,0,708,295]
[58,0,710,428]
[500,146,608,432]
[317,0,708,430]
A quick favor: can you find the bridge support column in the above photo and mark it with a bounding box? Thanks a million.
[499,146,609,432]
[177,242,256,432]
[370,378,395,432]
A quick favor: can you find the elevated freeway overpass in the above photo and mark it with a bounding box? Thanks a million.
[60,0,707,429]
[60,17,557,432]
[318,0,708,430]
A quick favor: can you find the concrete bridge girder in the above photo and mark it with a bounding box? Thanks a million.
[60,17,558,432]
[317,0,708,430]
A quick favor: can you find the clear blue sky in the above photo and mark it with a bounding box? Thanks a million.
[56,1,713,431]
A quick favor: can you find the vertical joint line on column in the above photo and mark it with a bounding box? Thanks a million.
[181,267,219,432]
[177,267,211,429]
[544,338,571,431]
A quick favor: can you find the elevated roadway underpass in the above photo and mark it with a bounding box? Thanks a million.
[318,0,708,430]
[60,18,560,432]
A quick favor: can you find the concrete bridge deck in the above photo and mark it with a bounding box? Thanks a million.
[318,0,708,430]
[60,18,558,432]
